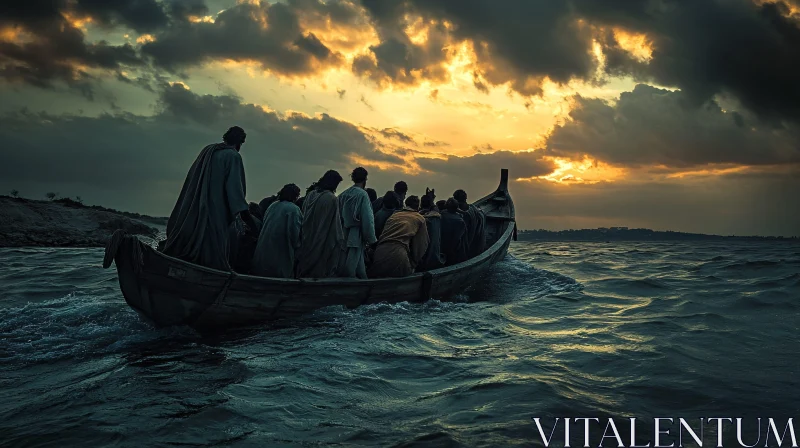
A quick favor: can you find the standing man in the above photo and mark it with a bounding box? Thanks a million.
[163,126,257,271]
[296,170,345,278]
[337,167,377,278]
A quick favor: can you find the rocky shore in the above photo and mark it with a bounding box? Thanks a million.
[0,197,164,247]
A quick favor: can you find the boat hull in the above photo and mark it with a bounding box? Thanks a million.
[106,169,516,331]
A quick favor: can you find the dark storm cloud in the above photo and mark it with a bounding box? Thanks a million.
[0,0,204,94]
[354,0,800,122]
[546,84,800,168]
[0,83,404,196]
[357,0,595,95]
[0,20,143,97]
[0,83,550,217]
[591,0,800,122]
[140,1,348,77]
[417,150,556,181]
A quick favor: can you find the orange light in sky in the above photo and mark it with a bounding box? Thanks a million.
[529,156,627,184]
[665,165,751,179]
[62,12,93,31]
[136,34,156,44]
[612,28,654,62]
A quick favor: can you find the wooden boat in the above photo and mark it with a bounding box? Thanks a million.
[103,169,516,331]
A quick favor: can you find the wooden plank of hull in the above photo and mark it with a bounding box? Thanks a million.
[111,169,516,330]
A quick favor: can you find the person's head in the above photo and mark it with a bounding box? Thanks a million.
[278,183,301,202]
[393,181,408,199]
[382,190,400,210]
[317,170,343,193]
[453,189,468,204]
[405,195,420,211]
[436,199,446,211]
[306,182,318,194]
[248,202,262,217]
[223,126,247,150]
[259,195,277,213]
[445,197,460,213]
[366,187,377,203]
[351,167,368,186]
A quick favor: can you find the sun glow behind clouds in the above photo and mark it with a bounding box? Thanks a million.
[612,28,654,62]
[528,156,627,185]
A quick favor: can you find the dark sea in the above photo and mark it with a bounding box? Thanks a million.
[1,241,798,447]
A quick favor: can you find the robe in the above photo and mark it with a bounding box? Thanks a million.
[372,192,402,216]
[440,211,468,266]
[296,189,344,278]
[367,208,429,278]
[337,185,377,278]
[374,207,395,238]
[163,143,248,271]
[465,204,486,257]
[417,209,445,271]
[251,201,302,278]
[231,214,261,273]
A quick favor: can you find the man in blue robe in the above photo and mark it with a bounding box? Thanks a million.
[162,126,257,271]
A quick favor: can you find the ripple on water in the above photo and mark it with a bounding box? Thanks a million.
[0,242,799,446]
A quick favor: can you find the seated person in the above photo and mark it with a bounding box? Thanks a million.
[440,198,468,266]
[417,189,445,271]
[372,181,407,213]
[374,190,401,238]
[454,189,486,257]
[368,196,429,278]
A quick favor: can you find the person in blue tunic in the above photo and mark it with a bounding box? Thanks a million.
[337,167,377,278]
[251,184,302,278]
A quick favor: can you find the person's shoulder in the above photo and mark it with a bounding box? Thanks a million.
[214,146,242,162]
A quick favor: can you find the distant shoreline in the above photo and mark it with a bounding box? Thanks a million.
[0,196,163,248]
[518,228,798,242]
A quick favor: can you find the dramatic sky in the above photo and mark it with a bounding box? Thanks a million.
[1,0,799,236]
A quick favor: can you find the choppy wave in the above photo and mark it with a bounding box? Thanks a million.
[0,241,798,446]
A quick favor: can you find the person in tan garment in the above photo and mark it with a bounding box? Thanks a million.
[367,195,429,278]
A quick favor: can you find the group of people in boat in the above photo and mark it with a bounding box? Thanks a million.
[160,126,487,279]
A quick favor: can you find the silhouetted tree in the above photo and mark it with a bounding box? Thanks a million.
[75,196,83,204]
[10,189,19,198]
[46,192,58,200]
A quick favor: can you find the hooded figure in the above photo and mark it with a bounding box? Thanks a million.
[337,167,378,278]
[296,171,345,278]
[454,189,486,257]
[251,184,302,278]
[372,181,407,214]
[368,196,429,278]
[417,190,445,271]
[440,198,468,266]
[163,126,257,271]
[374,190,401,238]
